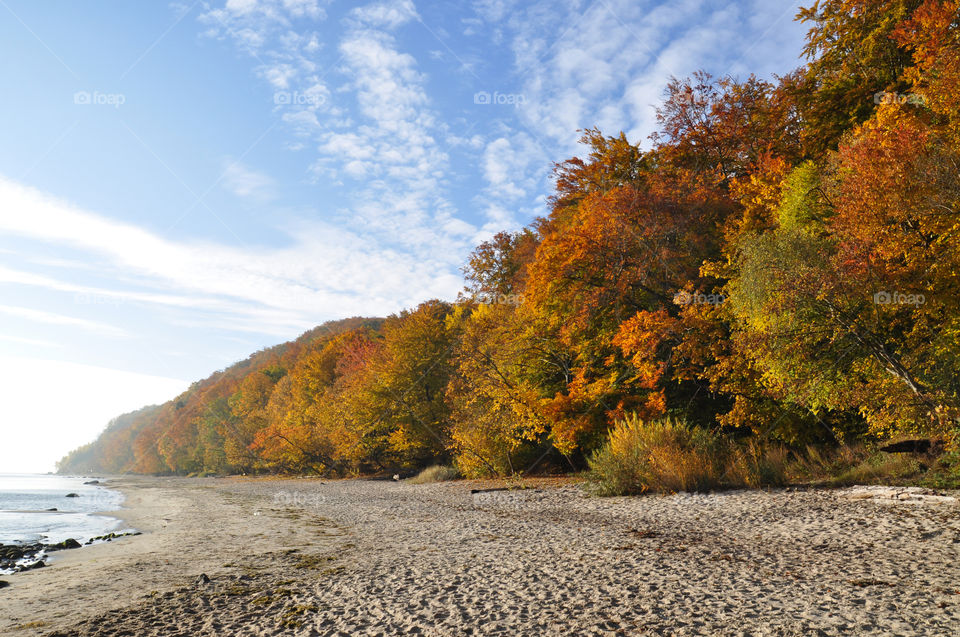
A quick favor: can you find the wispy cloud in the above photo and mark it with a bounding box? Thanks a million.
[348,0,418,29]
[191,0,805,300]
[0,303,127,337]
[220,159,276,200]
[0,333,61,349]
[0,176,463,337]
[468,0,806,220]
[199,0,478,268]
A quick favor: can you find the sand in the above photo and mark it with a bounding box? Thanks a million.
[0,477,958,635]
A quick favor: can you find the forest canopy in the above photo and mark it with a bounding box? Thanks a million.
[58,0,960,478]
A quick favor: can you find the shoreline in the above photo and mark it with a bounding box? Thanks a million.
[0,477,135,575]
[0,476,350,635]
[0,477,957,635]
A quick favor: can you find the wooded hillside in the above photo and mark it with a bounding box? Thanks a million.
[59,0,960,478]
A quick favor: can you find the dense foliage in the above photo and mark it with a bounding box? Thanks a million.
[59,0,960,478]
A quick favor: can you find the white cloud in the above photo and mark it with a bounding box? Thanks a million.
[0,176,463,338]
[318,132,376,160]
[349,0,418,29]
[340,31,426,124]
[262,63,297,88]
[506,0,806,150]
[0,304,127,337]
[0,333,60,349]
[201,0,471,262]
[482,135,544,202]
[220,160,276,200]
[210,0,326,29]
[282,0,325,19]
[225,0,258,15]
[461,0,806,218]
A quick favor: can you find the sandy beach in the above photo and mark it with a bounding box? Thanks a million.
[0,477,958,635]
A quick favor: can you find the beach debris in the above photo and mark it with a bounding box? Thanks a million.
[0,580,9,588]
[628,528,659,539]
[838,485,959,504]
[65,493,80,498]
[83,480,101,485]
[393,474,400,481]
[848,578,896,587]
[879,439,934,454]
[196,573,211,586]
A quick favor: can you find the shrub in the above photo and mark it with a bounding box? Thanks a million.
[791,443,867,481]
[586,415,726,495]
[586,415,957,496]
[408,465,460,484]
[831,453,923,485]
[924,439,960,489]
[727,441,790,488]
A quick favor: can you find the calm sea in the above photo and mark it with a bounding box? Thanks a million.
[0,473,127,545]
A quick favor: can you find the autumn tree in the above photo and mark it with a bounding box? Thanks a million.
[332,301,460,471]
[894,0,960,139]
[728,103,960,437]
[796,0,924,154]
[523,129,740,453]
[221,366,284,471]
[653,73,804,179]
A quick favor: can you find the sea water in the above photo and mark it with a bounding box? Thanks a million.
[0,473,126,545]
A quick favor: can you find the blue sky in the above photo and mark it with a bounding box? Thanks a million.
[0,0,806,471]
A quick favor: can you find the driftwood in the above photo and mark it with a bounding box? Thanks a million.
[879,439,932,454]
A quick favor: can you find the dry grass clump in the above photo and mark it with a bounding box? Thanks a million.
[787,444,922,485]
[586,415,804,495]
[588,414,959,496]
[586,416,727,495]
[726,441,791,488]
[834,453,923,484]
[407,465,460,484]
